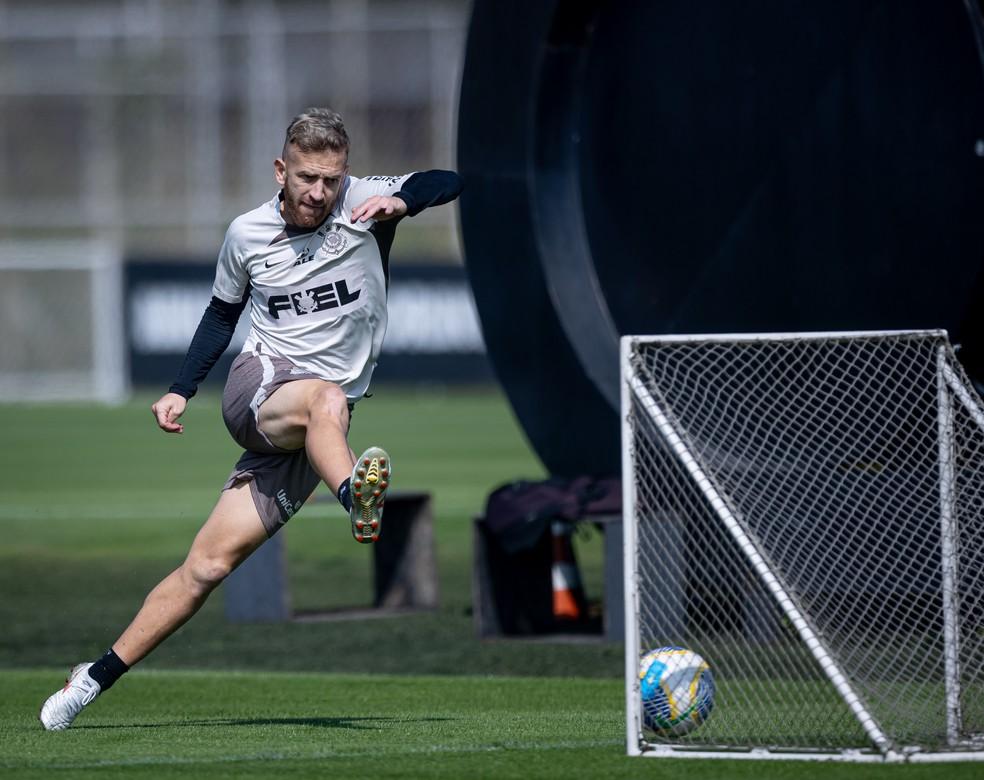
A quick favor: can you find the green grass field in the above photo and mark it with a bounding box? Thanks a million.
[1,388,980,778]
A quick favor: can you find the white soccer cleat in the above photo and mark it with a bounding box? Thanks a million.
[39,662,101,731]
[349,446,391,544]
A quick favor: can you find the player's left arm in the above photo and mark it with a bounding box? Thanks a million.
[351,170,464,223]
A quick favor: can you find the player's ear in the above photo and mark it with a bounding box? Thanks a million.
[274,157,287,187]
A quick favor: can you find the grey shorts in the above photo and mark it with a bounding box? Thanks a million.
[221,347,350,537]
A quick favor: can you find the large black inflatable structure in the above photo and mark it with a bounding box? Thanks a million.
[458,1,984,477]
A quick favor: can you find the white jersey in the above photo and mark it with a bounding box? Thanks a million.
[212,173,414,400]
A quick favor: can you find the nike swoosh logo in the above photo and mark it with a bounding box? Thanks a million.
[265,258,287,268]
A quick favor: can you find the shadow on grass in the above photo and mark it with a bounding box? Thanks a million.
[77,715,452,730]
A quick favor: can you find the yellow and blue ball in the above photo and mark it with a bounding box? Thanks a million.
[639,646,715,736]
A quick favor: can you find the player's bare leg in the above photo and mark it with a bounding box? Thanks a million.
[40,482,268,729]
[112,482,268,665]
[257,378,390,543]
[257,379,354,490]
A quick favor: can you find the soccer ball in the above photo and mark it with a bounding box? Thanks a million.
[639,646,715,737]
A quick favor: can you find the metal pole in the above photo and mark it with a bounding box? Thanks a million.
[188,0,223,251]
[620,337,643,756]
[936,345,962,745]
[246,0,287,204]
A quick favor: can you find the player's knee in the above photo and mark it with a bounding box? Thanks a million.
[183,554,233,596]
[308,382,349,427]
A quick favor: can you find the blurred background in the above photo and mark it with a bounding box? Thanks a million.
[0,0,465,258]
[0,0,486,404]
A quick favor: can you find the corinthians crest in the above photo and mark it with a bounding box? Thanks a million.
[323,227,347,256]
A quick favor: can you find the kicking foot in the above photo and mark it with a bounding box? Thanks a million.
[39,662,101,731]
[349,446,390,544]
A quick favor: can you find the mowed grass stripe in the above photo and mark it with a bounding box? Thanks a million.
[7,671,980,780]
[3,670,622,756]
[4,671,980,780]
[4,739,625,770]
[3,670,629,778]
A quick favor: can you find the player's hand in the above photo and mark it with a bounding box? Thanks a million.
[152,392,187,434]
[351,196,407,223]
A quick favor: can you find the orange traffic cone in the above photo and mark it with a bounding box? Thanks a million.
[551,520,585,623]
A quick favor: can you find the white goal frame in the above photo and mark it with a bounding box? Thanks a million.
[622,330,984,763]
[0,240,128,404]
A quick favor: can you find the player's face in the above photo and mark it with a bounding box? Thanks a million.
[275,145,349,228]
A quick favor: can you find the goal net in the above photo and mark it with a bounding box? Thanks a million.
[0,241,128,404]
[622,330,984,762]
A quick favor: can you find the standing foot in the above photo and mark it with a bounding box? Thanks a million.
[39,662,101,731]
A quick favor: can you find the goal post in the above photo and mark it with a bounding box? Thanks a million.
[0,241,128,404]
[622,330,984,762]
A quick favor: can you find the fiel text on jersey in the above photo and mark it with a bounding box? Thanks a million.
[267,279,361,319]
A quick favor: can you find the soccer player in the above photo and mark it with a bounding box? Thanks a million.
[39,107,463,730]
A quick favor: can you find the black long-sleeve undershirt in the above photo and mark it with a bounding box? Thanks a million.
[168,293,249,399]
[393,170,464,216]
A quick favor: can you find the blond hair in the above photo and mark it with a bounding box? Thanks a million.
[283,107,349,157]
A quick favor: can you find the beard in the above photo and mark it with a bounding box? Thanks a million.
[281,185,330,228]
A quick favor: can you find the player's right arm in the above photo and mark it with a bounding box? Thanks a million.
[152,392,188,434]
[151,224,251,434]
[150,294,249,433]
